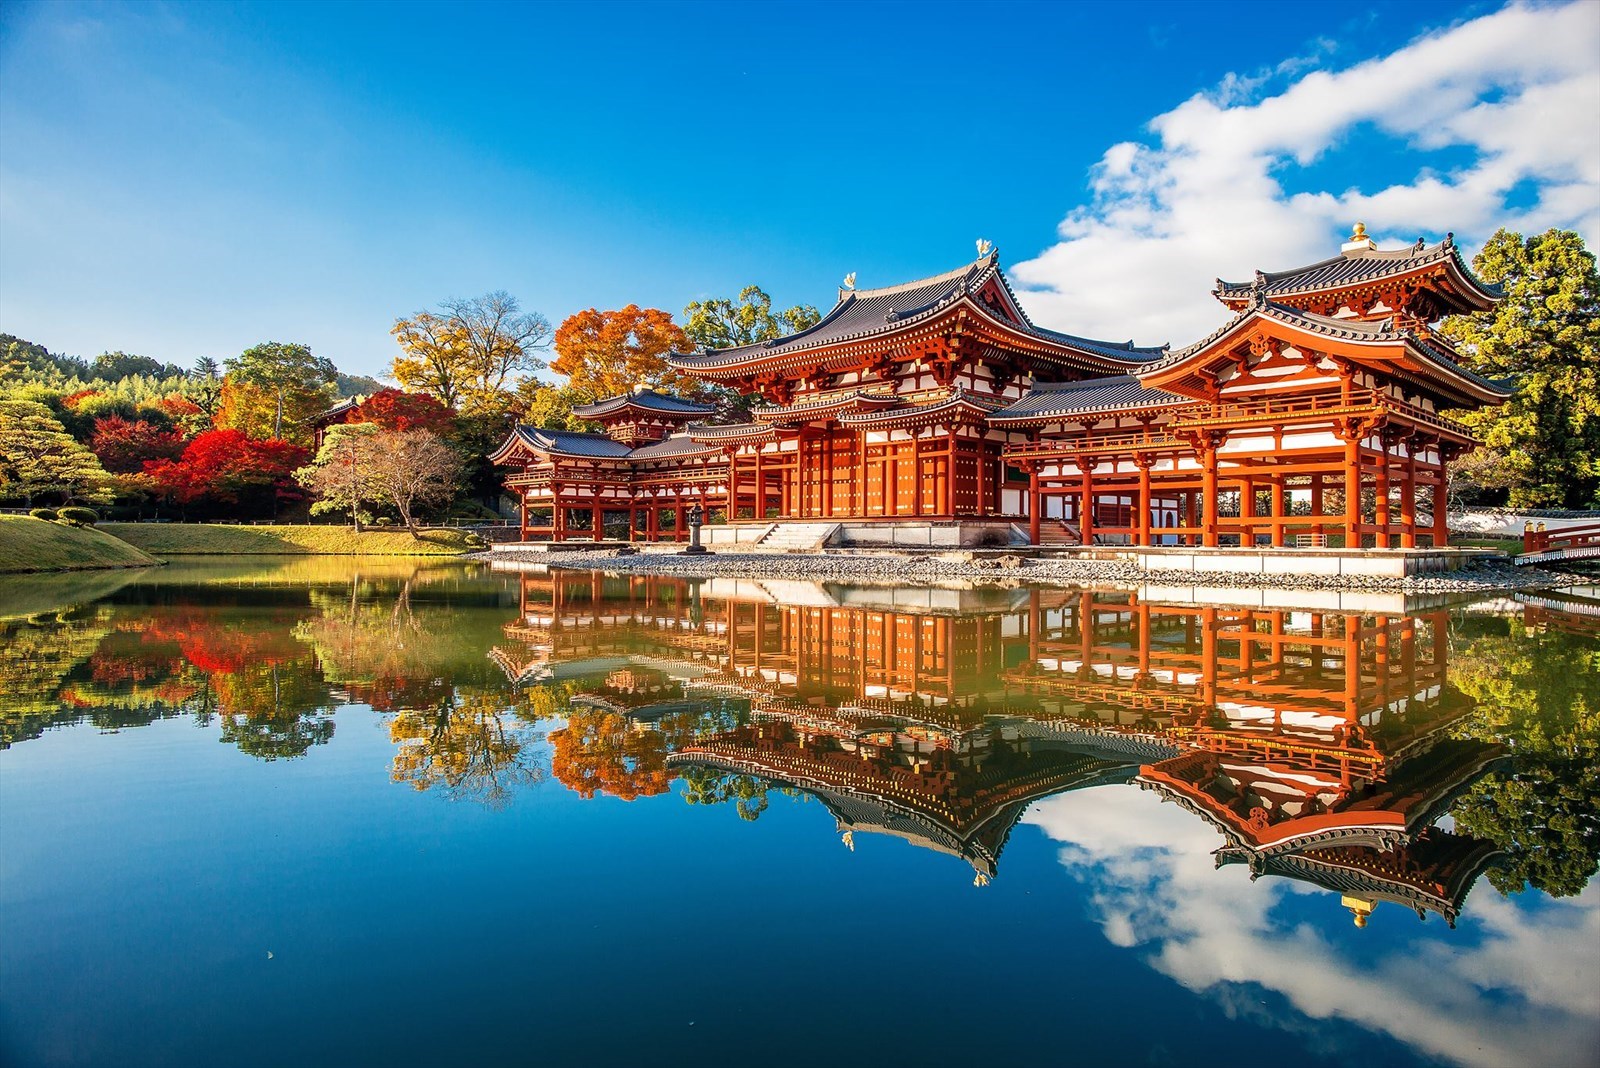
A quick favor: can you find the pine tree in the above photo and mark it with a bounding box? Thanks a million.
[0,400,115,505]
[1440,229,1600,508]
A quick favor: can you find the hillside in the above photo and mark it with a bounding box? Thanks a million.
[0,515,158,573]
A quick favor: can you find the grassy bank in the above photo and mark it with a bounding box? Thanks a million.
[0,515,158,573]
[102,523,481,556]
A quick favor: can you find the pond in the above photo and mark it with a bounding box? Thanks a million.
[1,558,1597,1067]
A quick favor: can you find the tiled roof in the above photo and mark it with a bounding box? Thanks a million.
[314,396,364,423]
[837,389,1003,429]
[989,376,1192,423]
[571,389,716,420]
[685,422,776,443]
[667,254,1165,372]
[1214,235,1503,304]
[627,434,721,460]
[1146,302,1512,399]
[520,428,635,458]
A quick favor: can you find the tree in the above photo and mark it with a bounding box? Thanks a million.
[550,305,694,399]
[1439,229,1600,508]
[511,380,593,431]
[682,286,821,422]
[1447,616,1599,897]
[191,357,225,421]
[90,414,186,473]
[682,285,821,350]
[353,388,455,433]
[365,429,462,532]
[0,400,115,505]
[388,689,544,807]
[295,423,382,530]
[143,428,308,515]
[223,342,336,441]
[91,351,182,380]
[391,291,551,415]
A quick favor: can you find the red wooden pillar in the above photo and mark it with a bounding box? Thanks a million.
[1080,464,1095,545]
[1136,457,1152,547]
[1375,441,1391,549]
[519,493,528,541]
[1200,449,1218,548]
[1400,445,1417,549]
[755,448,767,521]
[1028,465,1042,546]
[1433,459,1450,547]
[1310,473,1323,540]
[591,503,602,541]
[1270,479,1286,547]
[1344,435,1361,548]
[1240,475,1255,546]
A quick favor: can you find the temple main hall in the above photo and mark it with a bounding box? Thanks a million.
[493,227,1508,548]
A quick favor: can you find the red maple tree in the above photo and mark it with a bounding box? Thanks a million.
[143,428,308,510]
[91,414,186,472]
[353,388,455,433]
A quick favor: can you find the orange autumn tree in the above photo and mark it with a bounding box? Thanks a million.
[550,305,698,401]
[549,708,673,801]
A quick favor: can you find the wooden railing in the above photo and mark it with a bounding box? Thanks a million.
[1522,521,1600,555]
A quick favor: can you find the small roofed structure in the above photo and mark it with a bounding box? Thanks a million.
[1213,227,1502,323]
[569,385,715,445]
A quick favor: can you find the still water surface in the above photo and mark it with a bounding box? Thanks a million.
[1,557,1597,1067]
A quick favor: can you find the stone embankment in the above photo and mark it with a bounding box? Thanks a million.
[485,546,1577,593]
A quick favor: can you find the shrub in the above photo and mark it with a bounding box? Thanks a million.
[28,507,58,521]
[374,517,393,526]
[58,506,100,526]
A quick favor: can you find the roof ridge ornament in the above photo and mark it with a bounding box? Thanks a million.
[1342,221,1377,255]
[1250,271,1269,309]
[976,238,994,259]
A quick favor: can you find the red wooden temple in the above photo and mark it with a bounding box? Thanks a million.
[494,227,1508,546]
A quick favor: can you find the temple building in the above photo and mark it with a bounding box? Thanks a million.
[494,227,1509,547]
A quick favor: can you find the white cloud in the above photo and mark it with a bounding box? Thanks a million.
[1023,786,1600,1067]
[1010,2,1600,347]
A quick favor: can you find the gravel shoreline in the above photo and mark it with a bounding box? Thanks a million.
[480,547,1583,595]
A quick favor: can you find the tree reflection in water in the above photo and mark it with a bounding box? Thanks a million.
[2,563,1596,913]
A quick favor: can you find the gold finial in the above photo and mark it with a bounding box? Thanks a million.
[976,238,994,258]
[1342,222,1377,254]
[1342,894,1376,927]
[842,272,856,291]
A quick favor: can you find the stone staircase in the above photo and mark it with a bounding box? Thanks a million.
[1035,520,1082,546]
[755,522,840,551]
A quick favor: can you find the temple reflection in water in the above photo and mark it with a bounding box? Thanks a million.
[494,569,1510,920]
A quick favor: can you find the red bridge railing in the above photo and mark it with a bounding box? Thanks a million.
[1522,521,1600,555]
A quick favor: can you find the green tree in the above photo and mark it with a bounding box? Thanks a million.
[295,422,382,530]
[224,342,337,441]
[682,285,821,350]
[1448,616,1599,897]
[682,286,821,421]
[0,400,115,505]
[191,356,225,420]
[512,381,594,431]
[1440,229,1600,508]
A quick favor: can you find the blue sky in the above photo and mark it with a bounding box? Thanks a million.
[1,0,1596,377]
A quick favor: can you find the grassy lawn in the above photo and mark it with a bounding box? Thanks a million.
[0,515,159,573]
[1451,536,1524,553]
[102,523,482,556]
